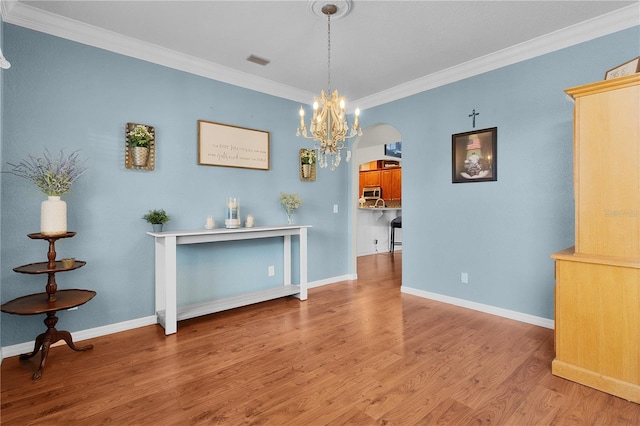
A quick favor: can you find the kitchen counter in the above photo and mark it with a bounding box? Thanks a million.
[358,207,401,211]
[358,206,401,222]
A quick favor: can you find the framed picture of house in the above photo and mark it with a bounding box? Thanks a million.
[198,120,270,170]
[452,127,497,183]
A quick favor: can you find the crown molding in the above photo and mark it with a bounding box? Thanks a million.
[0,0,16,18]
[354,3,639,110]
[2,1,638,109]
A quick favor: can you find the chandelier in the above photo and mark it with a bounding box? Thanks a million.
[297,3,362,170]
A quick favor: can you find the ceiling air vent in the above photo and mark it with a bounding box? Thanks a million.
[247,55,270,66]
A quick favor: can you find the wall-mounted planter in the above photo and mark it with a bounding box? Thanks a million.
[125,122,155,171]
[299,148,316,181]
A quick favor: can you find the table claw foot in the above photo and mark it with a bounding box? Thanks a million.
[32,369,43,381]
[58,330,93,352]
[30,339,52,381]
[19,332,46,360]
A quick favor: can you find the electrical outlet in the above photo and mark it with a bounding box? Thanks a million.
[268,265,275,276]
[461,272,469,284]
[374,239,378,245]
[333,204,339,213]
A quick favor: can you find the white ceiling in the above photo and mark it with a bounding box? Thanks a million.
[3,1,639,109]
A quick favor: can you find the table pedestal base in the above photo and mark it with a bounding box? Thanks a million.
[20,311,93,380]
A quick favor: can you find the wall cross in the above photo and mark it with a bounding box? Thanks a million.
[468,109,480,128]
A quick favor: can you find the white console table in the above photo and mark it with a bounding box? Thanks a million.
[148,225,310,335]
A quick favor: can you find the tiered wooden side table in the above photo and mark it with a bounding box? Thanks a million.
[0,232,96,380]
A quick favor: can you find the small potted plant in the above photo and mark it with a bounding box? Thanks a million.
[127,124,154,167]
[300,149,316,178]
[143,209,170,232]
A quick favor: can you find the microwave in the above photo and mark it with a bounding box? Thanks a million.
[362,186,382,200]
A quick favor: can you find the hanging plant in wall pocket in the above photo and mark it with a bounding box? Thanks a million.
[299,148,316,181]
[125,122,155,171]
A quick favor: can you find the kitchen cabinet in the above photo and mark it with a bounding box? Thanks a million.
[381,168,402,201]
[359,170,381,197]
[361,170,381,187]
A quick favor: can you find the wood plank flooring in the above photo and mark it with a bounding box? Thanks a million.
[2,253,639,425]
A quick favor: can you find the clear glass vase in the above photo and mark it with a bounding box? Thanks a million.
[225,197,240,228]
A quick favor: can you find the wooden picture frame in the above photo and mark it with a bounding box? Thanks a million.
[452,127,497,183]
[198,120,270,170]
[604,56,640,80]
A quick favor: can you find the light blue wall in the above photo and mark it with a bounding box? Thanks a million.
[0,24,351,346]
[1,22,638,346]
[364,26,639,319]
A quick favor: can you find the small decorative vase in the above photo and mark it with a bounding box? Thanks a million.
[152,223,163,232]
[287,212,294,225]
[61,258,75,269]
[132,146,149,167]
[41,195,67,236]
[302,164,311,178]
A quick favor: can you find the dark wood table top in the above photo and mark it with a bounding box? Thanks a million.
[27,232,76,240]
[13,260,86,274]
[1,289,96,315]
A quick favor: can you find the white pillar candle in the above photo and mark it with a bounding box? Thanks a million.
[206,216,214,229]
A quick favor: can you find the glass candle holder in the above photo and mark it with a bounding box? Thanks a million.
[225,197,240,228]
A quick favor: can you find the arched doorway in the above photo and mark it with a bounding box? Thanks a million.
[350,123,402,276]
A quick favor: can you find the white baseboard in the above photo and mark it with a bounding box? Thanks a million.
[1,315,157,361]
[308,275,356,289]
[401,286,554,329]
[357,250,402,257]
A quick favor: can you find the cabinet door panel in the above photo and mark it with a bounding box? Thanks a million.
[391,168,402,200]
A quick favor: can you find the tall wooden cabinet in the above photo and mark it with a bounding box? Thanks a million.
[552,74,639,403]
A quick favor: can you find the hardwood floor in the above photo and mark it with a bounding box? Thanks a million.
[2,253,639,425]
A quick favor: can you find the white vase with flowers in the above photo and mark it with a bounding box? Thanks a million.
[5,149,87,235]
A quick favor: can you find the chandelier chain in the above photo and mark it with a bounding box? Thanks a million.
[327,12,331,93]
